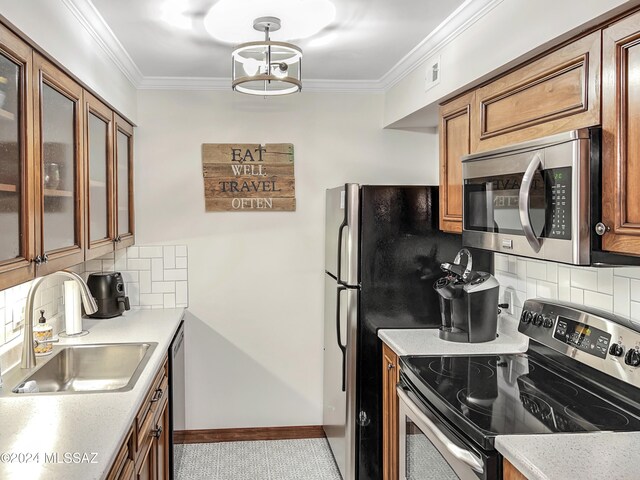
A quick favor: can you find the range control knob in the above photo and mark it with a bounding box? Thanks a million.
[532,313,544,326]
[609,343,625,357]
[521,310,532,324]
[543,316,554,328]
[624,348,640,367]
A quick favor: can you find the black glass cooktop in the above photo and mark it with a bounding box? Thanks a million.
[400,353,640,450]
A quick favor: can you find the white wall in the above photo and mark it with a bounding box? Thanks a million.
[135,90,438,429]
[384,0,634,128]
[0,0,137,121]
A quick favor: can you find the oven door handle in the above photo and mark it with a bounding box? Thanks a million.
[397,387,484,474]
[519,152,543,253]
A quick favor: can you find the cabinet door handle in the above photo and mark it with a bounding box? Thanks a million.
[151,425,163,438]
[32,255,42,266]
[43,254,49,264]
[387,363,395,370]
[150,388,163,402]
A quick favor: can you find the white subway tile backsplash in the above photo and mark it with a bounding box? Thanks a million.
[176,257,187,269]
[163,293,176,309]
[151,258,164,281]
[140,270,152,294]
[630,280,640,303]
[127,246,139,259]
[570,287,584,304]
[176,245,187,257]
[496,253,638,324]
[152,282,175,294]
[139,246,164,258]
[597,268,614,295]
[163,246,175,269]
[140,293,164,306]
[120,271,139,283]
[527,261,547,281]
[128,258,151,271]
[614,277,631,317]
[571,268,598,291]
[583,291,613,311]
[176,281,188,306]
[164,269,188,281]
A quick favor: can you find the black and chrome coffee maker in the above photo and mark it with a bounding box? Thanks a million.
[434,249,500,343]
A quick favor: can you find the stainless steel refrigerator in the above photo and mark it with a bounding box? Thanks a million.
[323,184,492,480]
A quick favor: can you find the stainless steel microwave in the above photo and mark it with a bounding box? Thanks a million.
[462,129,591,265]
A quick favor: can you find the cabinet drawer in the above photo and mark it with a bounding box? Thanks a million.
[107,427,134,480]
[473,31,600,152]
[136,357,168,450]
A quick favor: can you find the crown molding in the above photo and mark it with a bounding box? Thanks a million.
[379,0,503,90]
[137,76,385,93]
[61,0,143,86]
[65,0,502,93]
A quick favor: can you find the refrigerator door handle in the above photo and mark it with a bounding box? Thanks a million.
[337,219,347,285]
[336,286,347,392]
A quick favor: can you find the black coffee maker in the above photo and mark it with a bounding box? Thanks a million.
[434,249,500,343]
[87,272,131,318]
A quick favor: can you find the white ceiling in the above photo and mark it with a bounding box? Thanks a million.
[90,0,466,83]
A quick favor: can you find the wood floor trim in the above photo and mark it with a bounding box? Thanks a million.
[174,425,326,444]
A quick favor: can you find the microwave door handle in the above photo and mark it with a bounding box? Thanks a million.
[397,387,484,474]
[519,152,543,253]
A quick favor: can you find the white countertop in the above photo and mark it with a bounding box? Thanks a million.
[378,315,529,356]
[496,432,640,480]
[0,308,185,480]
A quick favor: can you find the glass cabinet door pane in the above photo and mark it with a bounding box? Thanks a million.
[0,53,22,262]
[88,112,108,242]
[42,83,76,251]
[117,130,130,236]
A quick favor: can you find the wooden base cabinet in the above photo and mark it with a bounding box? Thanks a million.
[382,342,399,480]
[503,459,528,480]
[601,10,640,256]
[108,356,169,480]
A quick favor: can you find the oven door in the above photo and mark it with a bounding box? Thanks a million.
[397,386,492,480]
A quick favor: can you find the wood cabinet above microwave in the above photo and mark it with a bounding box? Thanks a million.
[471,31,601,153]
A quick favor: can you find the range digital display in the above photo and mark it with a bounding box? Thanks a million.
[553,317,611,359]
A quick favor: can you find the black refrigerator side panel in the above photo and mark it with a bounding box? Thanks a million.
[355,185,492,480]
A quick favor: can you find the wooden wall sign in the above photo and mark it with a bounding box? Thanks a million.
[202,143,296,212]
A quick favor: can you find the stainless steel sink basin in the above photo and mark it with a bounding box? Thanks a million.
[11,343,157,394]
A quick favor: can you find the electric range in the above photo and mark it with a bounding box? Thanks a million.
[397,299,640,480]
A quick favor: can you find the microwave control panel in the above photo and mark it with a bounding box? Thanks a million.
[545,167,572,240]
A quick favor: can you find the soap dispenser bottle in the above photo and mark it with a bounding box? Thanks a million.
[34,309,53,355]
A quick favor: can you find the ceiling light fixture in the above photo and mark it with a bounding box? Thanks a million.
[231,17,302,96]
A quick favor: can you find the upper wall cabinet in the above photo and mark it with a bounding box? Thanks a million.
[471,31,601,153]
[32,53,85,276]
[84,92,115,260]
[0,17,135,291]
[601,11,640,256]
[114,114,134,249]
[0,24,34,290]
[439,92,474,233]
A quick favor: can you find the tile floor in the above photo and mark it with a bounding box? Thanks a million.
[175,438,342,480]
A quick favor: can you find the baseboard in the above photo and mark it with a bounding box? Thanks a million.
[174,425,326,444]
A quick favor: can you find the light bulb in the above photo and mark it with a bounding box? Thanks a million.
[243,58,260,76]
[273,63,288,79]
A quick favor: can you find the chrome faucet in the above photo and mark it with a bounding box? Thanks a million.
[21,270,98,369]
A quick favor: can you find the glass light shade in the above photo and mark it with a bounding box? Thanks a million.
[232,41,302,96]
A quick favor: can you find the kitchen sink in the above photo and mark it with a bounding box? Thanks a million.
[11,343,157,394]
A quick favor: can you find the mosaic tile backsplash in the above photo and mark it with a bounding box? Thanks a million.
[494,253,640,328]
[0,245,188,352]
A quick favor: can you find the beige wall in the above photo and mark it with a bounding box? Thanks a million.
[135,90,438,428]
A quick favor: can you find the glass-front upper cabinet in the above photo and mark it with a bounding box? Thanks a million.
[114,114,134,248]
[33,53,84,275]
[0,24,35,289]
[84,92,114,260]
